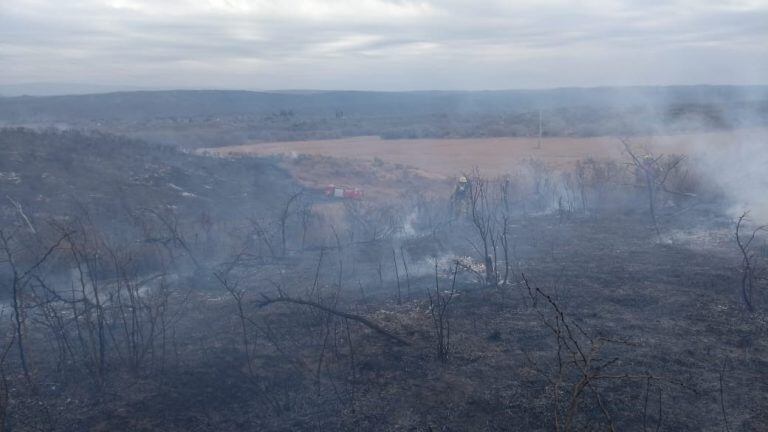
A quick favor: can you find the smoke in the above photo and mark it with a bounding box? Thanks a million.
[694,131,768,221]
[397,210,419,238]
[404,254,453,278]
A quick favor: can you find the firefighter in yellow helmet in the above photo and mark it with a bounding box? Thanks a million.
[458,176,468,189]
[451,176,471,217]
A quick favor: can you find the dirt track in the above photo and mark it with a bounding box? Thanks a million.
[199,128,765,177]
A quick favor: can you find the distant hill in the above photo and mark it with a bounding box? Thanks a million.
[1,86,766,146]
[0,82,158,97]
[0,86,766,122]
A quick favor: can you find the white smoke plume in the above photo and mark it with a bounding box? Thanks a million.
[693,131,768,222]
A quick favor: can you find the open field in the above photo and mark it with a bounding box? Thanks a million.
[200,128,767,177]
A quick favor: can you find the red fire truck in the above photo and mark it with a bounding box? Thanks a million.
[324,184,364,200]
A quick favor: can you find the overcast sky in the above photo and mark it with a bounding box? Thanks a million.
[1,0,767,92]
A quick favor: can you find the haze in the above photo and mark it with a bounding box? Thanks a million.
[2,0,768,94]
[2,1,768,431]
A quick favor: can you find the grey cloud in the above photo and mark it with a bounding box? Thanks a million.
[0,0,766,90]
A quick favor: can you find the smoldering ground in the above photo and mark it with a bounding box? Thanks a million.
[0,92,767,431]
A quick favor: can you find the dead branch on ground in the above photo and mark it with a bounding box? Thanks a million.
[255,294,410,346]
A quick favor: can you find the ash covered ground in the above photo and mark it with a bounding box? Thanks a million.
[0,91,767,431]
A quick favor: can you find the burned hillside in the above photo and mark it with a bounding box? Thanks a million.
[0,128,295,229]
[0,124,766,431]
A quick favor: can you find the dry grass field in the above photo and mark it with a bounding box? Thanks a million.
[199,128,766,177]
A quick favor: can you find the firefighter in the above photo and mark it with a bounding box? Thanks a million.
[456,176,469,197]
[451,176,471,217]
